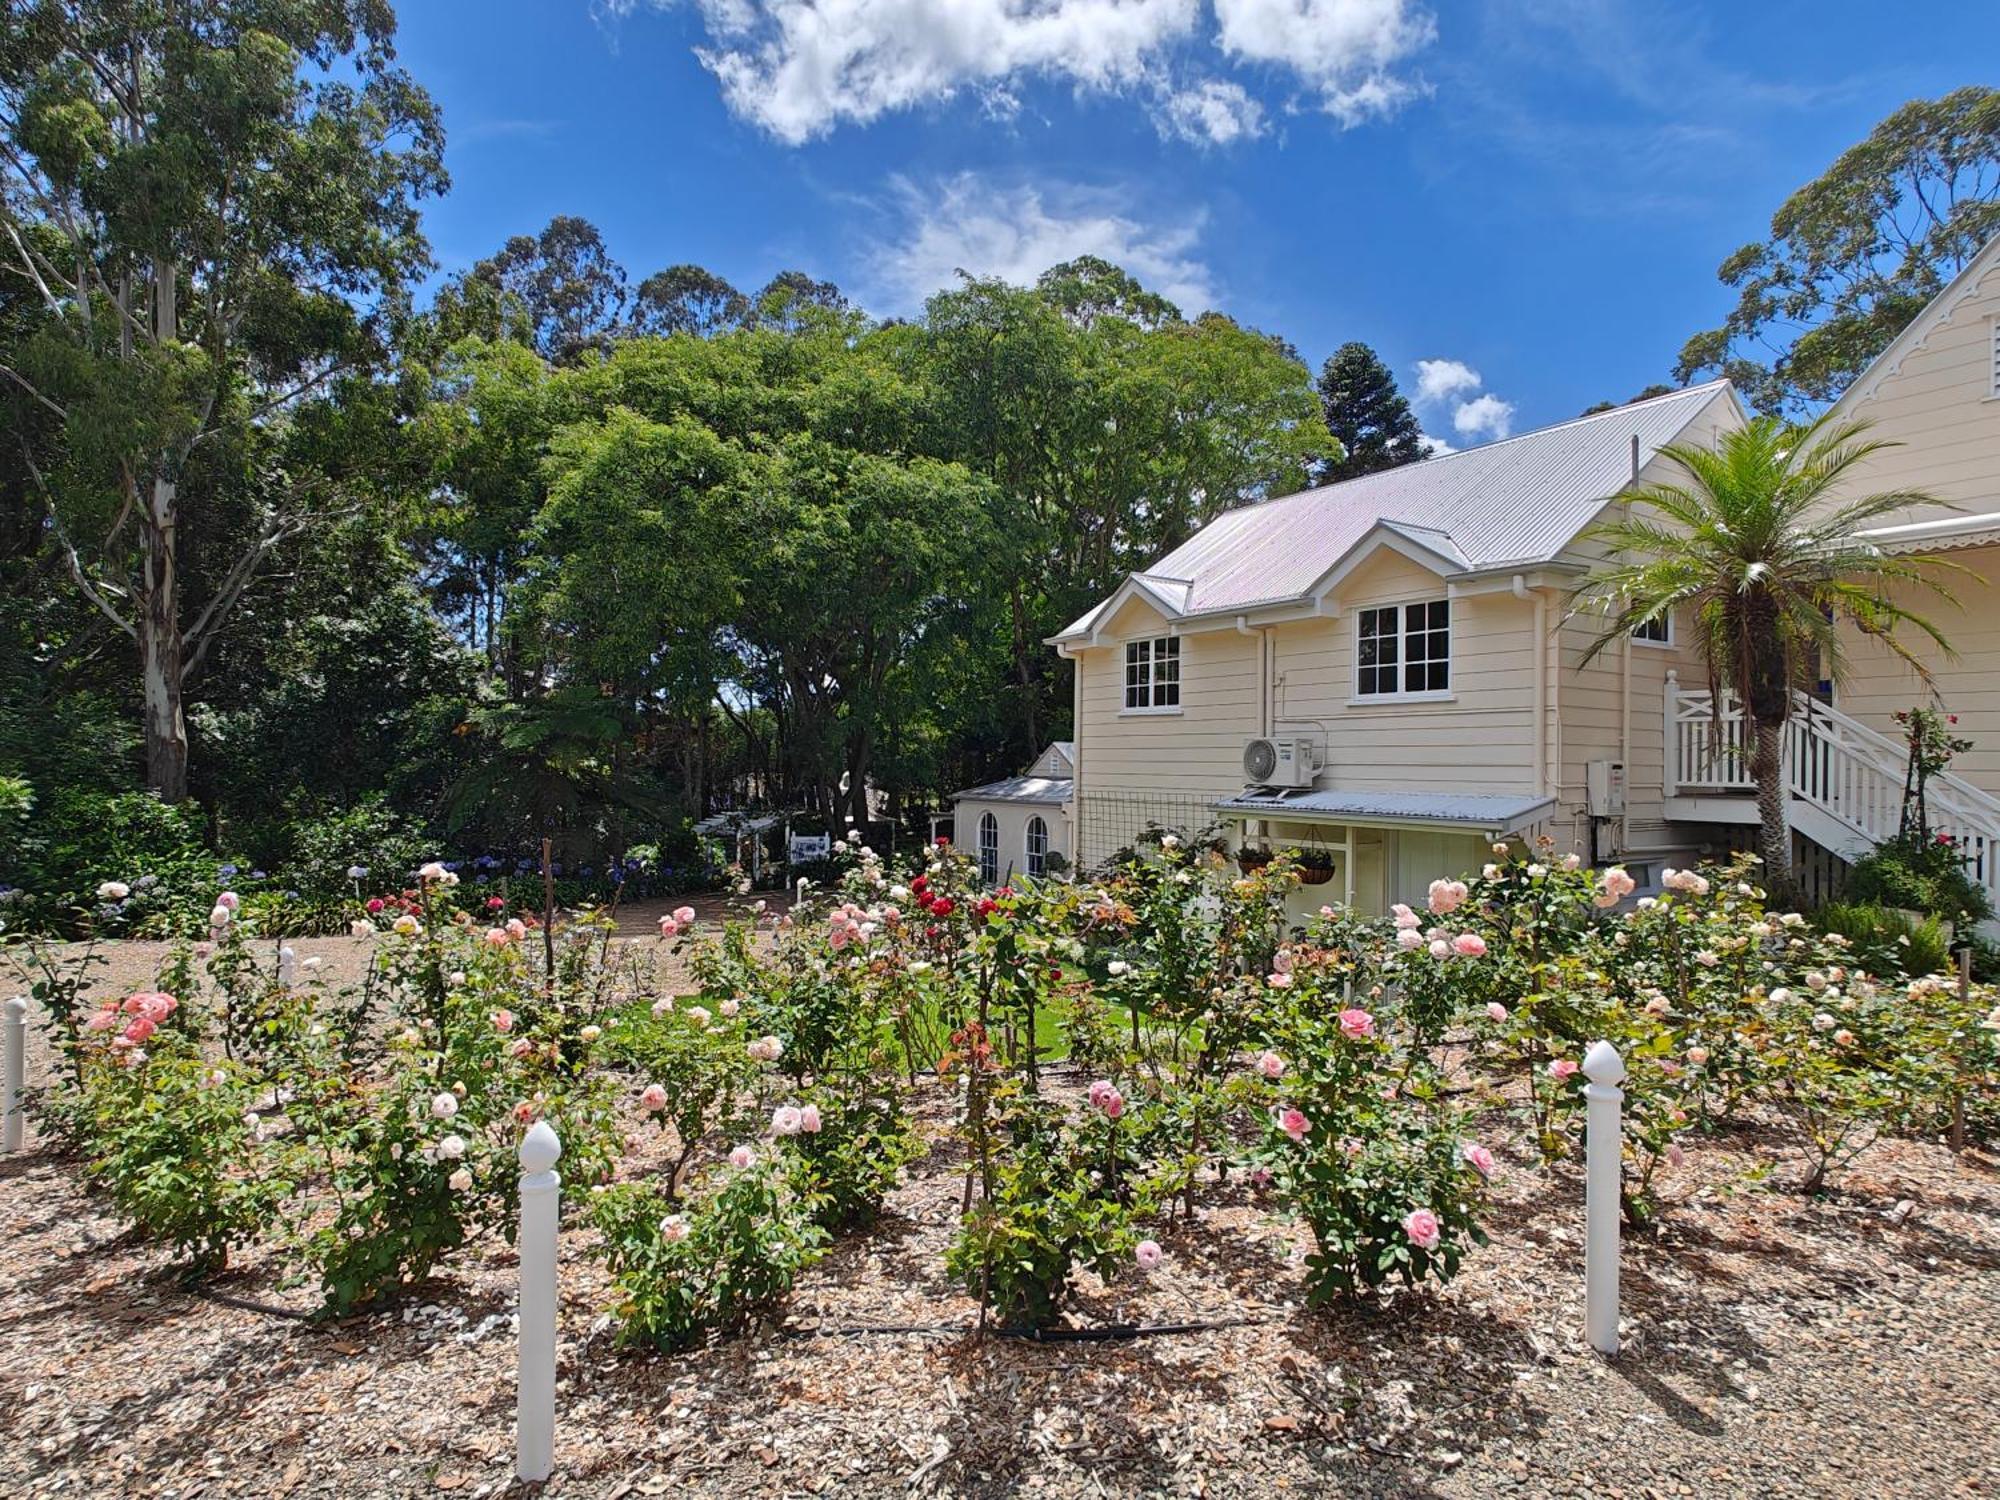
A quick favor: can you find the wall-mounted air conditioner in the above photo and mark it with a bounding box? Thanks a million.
[1243,737,1322,789]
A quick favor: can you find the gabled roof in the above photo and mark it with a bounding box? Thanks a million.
[1822,232,2000,423]
[951,774,1071,807]
[1053,380,1738,641]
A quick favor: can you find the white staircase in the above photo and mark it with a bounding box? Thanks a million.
[1663,670,2000,905]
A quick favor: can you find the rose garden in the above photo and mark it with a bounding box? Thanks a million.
[5,836,1999,1495]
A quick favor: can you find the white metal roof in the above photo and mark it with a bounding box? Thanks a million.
[951,774,1072,807]
[1056,380,1737,639]
[1213,787,1556,835]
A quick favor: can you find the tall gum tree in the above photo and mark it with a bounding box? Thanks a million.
[0,1,444,799]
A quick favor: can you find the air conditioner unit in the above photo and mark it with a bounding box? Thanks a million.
[1243,737,1322,788]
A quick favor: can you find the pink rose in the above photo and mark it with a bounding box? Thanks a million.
[639,1083,668,1112]
[728,1145,755,1169]
[1548,1058,1579,1081]
[673,905,696,927]
[1685,1047,1709,1066]
[217,890,240,911]
[1402,1207,1442,1251]
[799,1104,822,1134]
[658,917,680,939]
[120,1016,156,1044]
[1426,878,1468,916]
[491,1009,514,1033]
[1463,1143,1496,1178]
[1486,1002,1508,1023]
[1337,1008,1375,1040]
[1428,938,1451,958]
[1266,971,1292,988]
[485,927,510,947]
[1135,1239,1163,1271]
[1278,1107,1309,1143]
[1258,1050,1285,1080]
[84,1007,118,1032]
[1395,927,1423,951]
[1450,932,1487,958]
[510,1037,534,1058]
[772,1105,803,1136]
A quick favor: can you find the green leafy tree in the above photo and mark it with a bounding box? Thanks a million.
[1313,341,1420,481]
[631,263,747,338]
[1676,87,2000,414]
[1571,416,1957,890]
[467,214,627,364]
[0,0,445,800]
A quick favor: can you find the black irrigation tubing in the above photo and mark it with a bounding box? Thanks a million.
[783,1315,1274,1343]
[194,1287,315,1321]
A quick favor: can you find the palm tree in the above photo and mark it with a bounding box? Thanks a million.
[1571,414,1960,894]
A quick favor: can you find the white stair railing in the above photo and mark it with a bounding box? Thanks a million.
[1664,670,2000,900]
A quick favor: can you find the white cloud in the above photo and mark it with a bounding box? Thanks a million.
[1212,0,1435,124]
[869,173,1217,315]
[1452,392,1515,440]
[1154,78,1267,145]
[1413,357,1481,405]
[613,0,1434,144]
[1417,432,1454,456]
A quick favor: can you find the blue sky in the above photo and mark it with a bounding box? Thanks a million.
[395,0,1995,447]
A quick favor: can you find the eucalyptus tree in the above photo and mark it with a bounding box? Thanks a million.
[0,0,444,799]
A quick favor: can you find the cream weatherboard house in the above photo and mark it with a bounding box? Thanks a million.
[947,742,1074,885]
[1047,254,2000,922]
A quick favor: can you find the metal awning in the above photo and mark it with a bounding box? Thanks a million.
[1212,787,1555,836]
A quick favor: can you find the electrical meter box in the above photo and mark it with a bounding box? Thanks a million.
[1586,760,1627,817]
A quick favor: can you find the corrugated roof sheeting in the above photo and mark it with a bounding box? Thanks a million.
[1213,787,1556,833]
[1059,382,1733,632]
[951,775,1073,806]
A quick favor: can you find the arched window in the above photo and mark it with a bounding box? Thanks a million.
[978,812,1000,885]
[1025,816,1049,878]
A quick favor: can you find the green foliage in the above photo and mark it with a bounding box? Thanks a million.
[1313,340,1421,481]
[1845,830,1993,923]
[1676,87,2000,413]
[588,1167,828,1352]
[786,1080,922,1232]
[8,789,221,934]
[82,1053,285,1272]
[945,1093,1158,1329]
[1813,901,1953,976]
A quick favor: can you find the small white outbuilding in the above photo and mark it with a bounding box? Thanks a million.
[948,742,1073,885]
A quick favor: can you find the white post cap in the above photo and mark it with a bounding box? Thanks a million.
[519,1118,562,1174]
[1581,1038,1626,1085]
[3,996,26,1019]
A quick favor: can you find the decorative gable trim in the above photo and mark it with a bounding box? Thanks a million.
[1825,233,2000,417]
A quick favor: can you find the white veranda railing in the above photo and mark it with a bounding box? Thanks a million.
[1665,669,2000,900]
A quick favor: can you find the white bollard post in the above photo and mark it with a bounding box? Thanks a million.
[1581,1039,1626,1355]
[3,996,27,1154]
[277,945,297,989]
[516,1118,563,1483]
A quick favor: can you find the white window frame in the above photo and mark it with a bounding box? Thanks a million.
[1630,611,1673,647]
[1351,597,1453,703]
[1024,815,1049,878]
[1121,634,1182,715]
[977,811,1000,885]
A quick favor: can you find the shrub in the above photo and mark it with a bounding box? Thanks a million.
[784,1078,922,1231]
[588,1163,828,1352]
[1812,901,1952,977]
[945,1092,1159,1328]
[1844,830,1993,924]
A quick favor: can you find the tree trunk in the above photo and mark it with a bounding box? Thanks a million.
[139,471,189,803]
[1750,716,1791,893]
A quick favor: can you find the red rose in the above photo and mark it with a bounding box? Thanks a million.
[366,898,385,914]
[931,897,955,918]
[935,836,950,847]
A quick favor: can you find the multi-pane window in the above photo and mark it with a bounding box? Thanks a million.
[1024,816,1049,878]
[1631,613,1671,644]
[1123,636,1181,710]
[1356,600,1450,697]
[978,812,1000,885]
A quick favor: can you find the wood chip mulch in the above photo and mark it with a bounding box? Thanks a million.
[4,932,1999,1498]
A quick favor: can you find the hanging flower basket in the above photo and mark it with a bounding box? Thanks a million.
[1294,856,1336,886]
[1236,848,1273,874]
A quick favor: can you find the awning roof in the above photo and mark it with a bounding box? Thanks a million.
[1212,787,1556,835]
[951,775,1072,807]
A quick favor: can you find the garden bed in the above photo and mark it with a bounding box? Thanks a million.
[4,1049,1998,1498]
